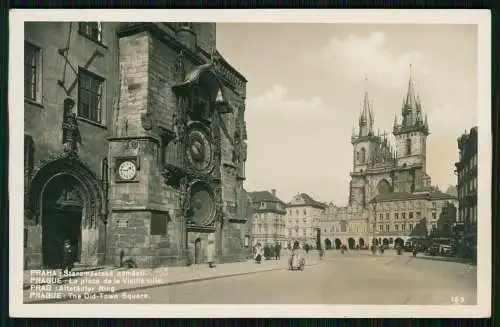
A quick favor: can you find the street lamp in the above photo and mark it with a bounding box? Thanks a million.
[371,202,377,246]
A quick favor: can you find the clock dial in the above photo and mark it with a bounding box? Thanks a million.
[185,129,213,173]
[189,183,215,226]
[118,161,137,180]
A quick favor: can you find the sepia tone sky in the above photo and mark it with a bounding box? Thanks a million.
[216,23,478,205]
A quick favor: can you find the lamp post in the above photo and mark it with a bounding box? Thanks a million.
[371,202,377,246]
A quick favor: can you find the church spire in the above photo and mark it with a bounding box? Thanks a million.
[358,75,373,137]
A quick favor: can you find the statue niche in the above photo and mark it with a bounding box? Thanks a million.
[61,98,82,153]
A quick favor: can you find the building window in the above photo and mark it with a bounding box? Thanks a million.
[416,211,421,219]
[379,213,383,220]
[409,224,413,231]
[386,224,390,232]
[379,225,383,231]
[395,213,399,220]
[401,224,405,231]
[402,212,406,220]
[395,224,399,231]
[406,138,412,155]
[78,68,105,124]
[360,148,366,163]
[432,212,436,220]
[25,42,42,102]
[409,212,414,219]
[150,212,168,236]
[303,209,307,215]
[386,213,390,220]
[79,22,103,43]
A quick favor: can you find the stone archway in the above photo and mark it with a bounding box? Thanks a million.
[348,238,356,249]
[334,238,342,249]
[383,238,389,248]
[394,238,404,248]
[324,238,332,250]
[359,238,365,248]
[26,156,105,268]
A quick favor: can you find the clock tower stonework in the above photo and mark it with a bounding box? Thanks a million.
[107,23,249,267]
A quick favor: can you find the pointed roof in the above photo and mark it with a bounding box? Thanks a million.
[405,74,418,110]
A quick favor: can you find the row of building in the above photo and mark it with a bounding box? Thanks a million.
[246,74,478,252]
[23,21,477,269]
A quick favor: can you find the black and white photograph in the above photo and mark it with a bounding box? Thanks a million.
[9,10,491,318]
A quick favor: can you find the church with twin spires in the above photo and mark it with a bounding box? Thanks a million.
[320,68,457,250]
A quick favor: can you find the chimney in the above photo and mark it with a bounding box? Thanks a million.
[271,189,276,197]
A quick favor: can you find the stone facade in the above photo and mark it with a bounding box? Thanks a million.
[248,190,287,248]
[285,193,327,249]
[24,22,250,269]
[320,72,457,250]
[455,127,478,245]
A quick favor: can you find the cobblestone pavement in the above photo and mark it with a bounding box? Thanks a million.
[53,250,477,305]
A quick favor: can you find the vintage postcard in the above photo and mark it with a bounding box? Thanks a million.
[9,9,491,318]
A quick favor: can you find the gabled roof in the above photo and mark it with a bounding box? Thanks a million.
[287,193,328,209]
[248,191,284,204]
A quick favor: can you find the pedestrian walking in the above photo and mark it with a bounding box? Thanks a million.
[206,239,216,268]
[276,243,281,260]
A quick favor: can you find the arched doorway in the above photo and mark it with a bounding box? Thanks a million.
[324,238,332,250]
[359,238,365,248]
[348,238,355,249]
[334,238,342,249]
[194,238,202,264]
[27,157,105,268]
[41,174,85,267]
[372,238,379,246]
[383,238,389,248]
[394,238,404,248]
[389,238,394,245]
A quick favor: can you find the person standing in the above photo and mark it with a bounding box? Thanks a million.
[206,239,216,268]
[276,243,281,260]
[61,239,75,275]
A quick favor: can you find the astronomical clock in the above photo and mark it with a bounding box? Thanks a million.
[163,50,230,233]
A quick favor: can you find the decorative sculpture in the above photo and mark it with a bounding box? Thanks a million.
[61,98,81,153]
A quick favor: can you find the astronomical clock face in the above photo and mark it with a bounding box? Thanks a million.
[118,161,137,180]
[189,183,216,226]
[185,128,214,173]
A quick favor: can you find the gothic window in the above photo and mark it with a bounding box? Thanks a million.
[78,68,105,124]
[386,224,390,232]
[406,138,412,155]
[356,151,360,163]
[25,42,42,102]
[402,212,406,220]
[395,224,399,231]
[386,213,390,220]
[395,212,399,220]
[360,148,366,163]
[401,224,405,231]
[79,22,103,43]
[409,224,413,231]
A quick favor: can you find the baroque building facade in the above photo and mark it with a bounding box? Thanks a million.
[285,193,327,248]
[24,22,250,269]
[455,127,478,248]
[248,190,287,248]
[320,72,457,249]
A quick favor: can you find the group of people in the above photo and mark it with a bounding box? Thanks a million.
[253,243,282,263]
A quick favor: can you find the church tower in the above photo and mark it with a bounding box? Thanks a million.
[349,77,378,208]
[393,65,429,171]
[392,65,430,193]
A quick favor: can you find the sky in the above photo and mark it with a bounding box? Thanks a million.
[216,23,478,206]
